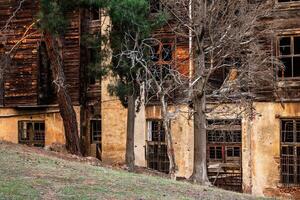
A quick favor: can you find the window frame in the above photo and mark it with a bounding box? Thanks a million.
[206,119,242,163]
[90,119,101,144]
[18,120,45,147]
[146,119,170,173]
[277,35,300,79]
[280,118,300,186]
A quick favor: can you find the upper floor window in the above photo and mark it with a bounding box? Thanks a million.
[278,35,300,78]
[150,37,174,80]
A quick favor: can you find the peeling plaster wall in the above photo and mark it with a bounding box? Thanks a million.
[144,105,194,178]
[101,76,127,164]
[0,106,81,146]
[134,101,147,167]
[245,102,300,198]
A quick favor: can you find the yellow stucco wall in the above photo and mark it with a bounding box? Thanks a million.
[101,76,127,164]
[0,106,81,146]
[144,105,194,178]
[246,102,300,198]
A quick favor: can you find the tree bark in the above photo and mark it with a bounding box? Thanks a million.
[160,95,176,178]
[125,94,136,171]
[44,33,81,156]
[191,93,210,184]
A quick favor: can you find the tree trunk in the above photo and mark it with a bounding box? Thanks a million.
[191,93,210,184]
[191,40,210,184]
[44,33,81,156]
[160,95,176,178]
[125,94,136,171]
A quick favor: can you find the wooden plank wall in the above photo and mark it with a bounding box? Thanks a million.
[63,11,81,105]
[0,0,81,107]
[1,0,40,106]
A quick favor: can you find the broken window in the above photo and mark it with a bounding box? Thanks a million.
[147,36,176,102]
[280,119,300,186]
[150,38,174,65]
[146,120,170,173]
[207,119,242,192]
[18,121,45,147]
[278,36,300,78]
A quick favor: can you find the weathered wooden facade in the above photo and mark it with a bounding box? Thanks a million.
[0,0,102,157]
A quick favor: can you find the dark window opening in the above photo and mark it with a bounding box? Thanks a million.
[90,8,100,20]
[90,119,101,144]
[146,120,170,173]
[38,42,55,105]
[18,121,45,147]
[278,36,300,78]
[162,44,172,61]
[227,147,241,157]
[281,119,300,186]
[209,146,223,160]
[90,119,101,159]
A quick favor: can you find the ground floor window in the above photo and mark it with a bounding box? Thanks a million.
[146,120,170,173]
[281,119,300,186]
[90,119,101,159]
[206,119,242,192]
[18,121,45,147]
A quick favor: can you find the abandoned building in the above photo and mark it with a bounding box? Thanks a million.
[0,0,300,199]
[0,0,102,157]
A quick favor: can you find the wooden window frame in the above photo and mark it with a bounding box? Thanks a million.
[18,121,45,147]
[90,119,101,144]
[277,35,300,79]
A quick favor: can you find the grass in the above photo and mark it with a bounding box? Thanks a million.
[0,142,270,200]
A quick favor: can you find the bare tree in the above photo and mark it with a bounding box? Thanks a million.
[114,33,190,176]
[159,0,277,184]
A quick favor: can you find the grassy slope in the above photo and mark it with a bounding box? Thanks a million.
[0,143,268,200]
